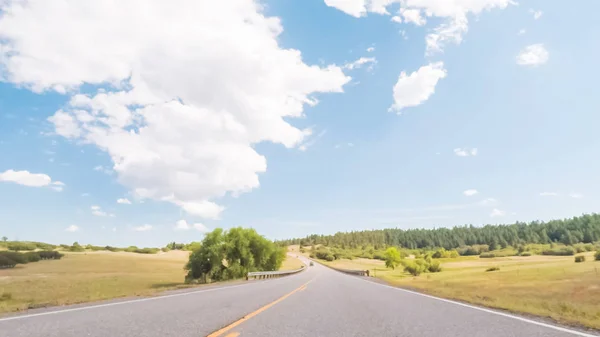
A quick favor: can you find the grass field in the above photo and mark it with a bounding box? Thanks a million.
[320,251,600,329]
[280,254,304,271]
[0,251,191,313]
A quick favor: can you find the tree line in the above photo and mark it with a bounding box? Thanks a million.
[185,227,286,283]
[278,213,600,250]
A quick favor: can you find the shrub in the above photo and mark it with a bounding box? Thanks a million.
[0,251,27,264]
[38,251,63,260]
[0,256,17,268]
[428,260,442,272]
[134,248,159,254]
[315,249,334,261]
[161,247,170,252]
[372,251,386,261]
[24,252,41,262]
[573,243,595,253]
[574,256,585,263]
[542,247,575,256]
[519,251,533,256]
[486,266,500,272]
[6,242,37,251]
[479,252,496,258]
[595,251,600,261]
[69,242,85,252]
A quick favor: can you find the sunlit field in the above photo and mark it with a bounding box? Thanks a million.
[321,252,600,329]
[0,251,191,313]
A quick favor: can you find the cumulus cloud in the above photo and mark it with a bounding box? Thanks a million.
[323,0,513,54]
[454,148,478,157]
[133,224,152,232]
[517,44,549,66]
[490,208,506,217]
[117,198,132,205]
[539,192,558,197]
[0,169,65,191]
[569,193,583,199]
[518,29,526,35]
[65,225,79,232]
[174,219,209,232]
[390,62,447,113]
[0,0,350,219]
[366,47,375,52]
[463,189,478,196]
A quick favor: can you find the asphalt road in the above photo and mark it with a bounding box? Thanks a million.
[1,256,598,337]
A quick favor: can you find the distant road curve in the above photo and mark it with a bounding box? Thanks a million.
[1,256,598,337]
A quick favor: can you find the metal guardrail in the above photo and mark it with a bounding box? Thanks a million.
[246,265,306,280]
[308,258,370,277]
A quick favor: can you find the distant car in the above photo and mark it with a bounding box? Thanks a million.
[309,261,314,266]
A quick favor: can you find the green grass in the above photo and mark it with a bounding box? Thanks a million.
[324,251,600,329]
[0,250,192,313]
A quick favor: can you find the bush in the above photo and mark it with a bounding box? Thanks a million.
[69,242,85,252]
[458,244,490,256]
[372,251,386,261]
[0,251,27,264]
[574,256,585,263]
[573,243,595,253]
[428,260,442,272]
[38,251,63,260]
[486,266,500,272]
[161,247,170,252]
[0,256,16,268]
[315,249,334,261]
[519,251,533,256]
[0,292,11,301]
[134,248,159,254]
[595,251,600,261]
[479,252,496,258]
[24,252,41,262]
[542,247,575,256]
[6,242,36,251]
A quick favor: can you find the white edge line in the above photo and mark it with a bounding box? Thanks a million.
[356,276,599,337]
[0,279,281,322]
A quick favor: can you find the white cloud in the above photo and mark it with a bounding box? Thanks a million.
[366,47,375,52]
[324,0,513,54]
[324,0,366,17]
[0,169,64,191]
[518,29,526,35]
[539,192,559,197]
[463,189,478,196]
[529,9,543,20]
[344,57,377,71]
[174,219,209,232]
[390,62,447,113]
[479,198,498,206]
[91,205,114,217]
[517,44,549,66]
[0,0,350,220]
[453,147,478,157]
[298,129,327,152]
[65,225,79,232]
[569,193,583,199]
[94,165,113,175]
[490,208,506,217]
[400,8,426,26]
[133,224,152,232]
[117,198,132,205]
[81,193,90,197]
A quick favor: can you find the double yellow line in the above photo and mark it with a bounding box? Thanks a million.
[207,280,312,337]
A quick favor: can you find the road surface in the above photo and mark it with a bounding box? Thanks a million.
[1,256,597,337]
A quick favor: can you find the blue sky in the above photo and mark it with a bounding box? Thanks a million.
[1,0,599,247]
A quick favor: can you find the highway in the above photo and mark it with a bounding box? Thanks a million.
[0,257,597,337]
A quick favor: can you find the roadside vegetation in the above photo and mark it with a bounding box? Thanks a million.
[284,213,600,329]
[185,227,285,283]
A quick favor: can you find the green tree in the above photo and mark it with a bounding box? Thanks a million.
[1,236,7,242]
[384,247,402,269]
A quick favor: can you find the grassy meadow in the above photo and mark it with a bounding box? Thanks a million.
[0,248,309,314]
[315,250,600,329]
[0,250,192,313]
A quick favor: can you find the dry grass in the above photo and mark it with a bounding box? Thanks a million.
[325,252,600,329]
[0,251,191,313]
[280,254,304,271]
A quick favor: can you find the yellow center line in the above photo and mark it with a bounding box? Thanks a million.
[206,279,313,337]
